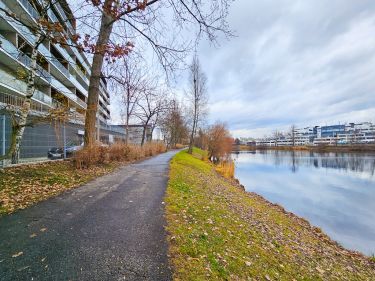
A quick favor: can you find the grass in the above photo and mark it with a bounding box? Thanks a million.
[165,148,375,280]
[0,160,118,215]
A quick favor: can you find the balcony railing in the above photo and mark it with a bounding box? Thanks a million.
[75,97,87,109]
[18,0,39,20]
[48,9,59,23]
[18,54,52,82]
[74,65,89,84]
[54,2,75,34]
[33,90,52,105]
[50,55,70,78]
[0,92,52,113]
[0,34,52,82]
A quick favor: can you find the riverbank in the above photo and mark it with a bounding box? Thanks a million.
[165,149,375,280]
[234,144,375,153]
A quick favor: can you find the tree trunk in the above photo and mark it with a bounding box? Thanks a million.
[141,125,147,146]
[11,42,39,163]
[84,0,114,147]
[125,89,130,144]
[125,123,129,144]
[188,116,196,154]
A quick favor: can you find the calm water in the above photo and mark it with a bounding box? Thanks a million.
[233,150,375,255]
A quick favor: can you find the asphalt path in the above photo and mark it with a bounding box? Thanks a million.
[0,150,179,281]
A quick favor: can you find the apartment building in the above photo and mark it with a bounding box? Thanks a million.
[0,0,125,159]
[314,122,375,145]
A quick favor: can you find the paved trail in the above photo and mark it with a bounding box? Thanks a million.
[0,150,179,281]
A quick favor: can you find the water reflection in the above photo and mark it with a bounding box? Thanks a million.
[233,150,375,176]
[233,150,375,255]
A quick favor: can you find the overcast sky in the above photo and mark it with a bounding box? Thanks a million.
[195,0,375,138]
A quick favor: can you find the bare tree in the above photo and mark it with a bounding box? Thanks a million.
[207,122,233,163]
[272,130,283,147]
[289,124,296,146]
[115,59,149,144]
[187,54,207,154]
[160,99,188,148]
[135,88,167,146]
[75,0,233,147]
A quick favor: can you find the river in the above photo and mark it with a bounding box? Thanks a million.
[233,150,375,256]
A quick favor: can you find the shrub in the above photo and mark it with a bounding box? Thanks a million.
[73,142,167,169]
[175,143,185,149]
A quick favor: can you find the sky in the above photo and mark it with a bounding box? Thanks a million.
[196,0,375,138]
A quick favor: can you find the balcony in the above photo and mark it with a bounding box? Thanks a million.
[50,55,70,78]
[0,34,51,82]
[47,8,59,23]
[54,2,75,34]
[18,0,39,20]
[33,90,52,105]
[18,54,51,82]
[0,91,52,113]
[74,65,89,84]
[75,97,87,109]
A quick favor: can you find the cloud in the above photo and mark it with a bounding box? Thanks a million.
[198,0,375,137]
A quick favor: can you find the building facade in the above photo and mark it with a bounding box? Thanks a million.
[255,122,375,147]
[0,0,128,160]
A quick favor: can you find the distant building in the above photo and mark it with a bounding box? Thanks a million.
[254,122,375,147]
[111,125,152,144]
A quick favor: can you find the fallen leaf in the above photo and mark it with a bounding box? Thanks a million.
[17,266,30,272]
[30,233,37,238]
[12,252,23,258]
[40,228,47,232]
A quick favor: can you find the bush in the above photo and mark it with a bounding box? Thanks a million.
[175,143,185,149]
[73,142,167,169]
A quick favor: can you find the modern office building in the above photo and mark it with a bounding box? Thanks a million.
[0,0,127,159]
[255,122,375,146]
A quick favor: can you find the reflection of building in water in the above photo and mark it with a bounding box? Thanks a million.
[255,122,375,146]
[248,150,375,176]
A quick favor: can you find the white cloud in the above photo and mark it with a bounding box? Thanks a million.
[198,0,375,137]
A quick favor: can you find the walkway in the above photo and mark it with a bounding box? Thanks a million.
[0,150,179,280]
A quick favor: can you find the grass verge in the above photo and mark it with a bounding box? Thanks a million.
[0,161,118,215]
[165,148,375,280]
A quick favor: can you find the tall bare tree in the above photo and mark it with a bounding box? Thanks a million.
[160,99,188,148]
[187,54,207,154]
[135,88,167,146]
[75,0,233,147]
[289,124,296,146]
[272,130,283,147]
[114,59,149,144]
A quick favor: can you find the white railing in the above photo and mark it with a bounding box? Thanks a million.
[74,65,89,84]
[75,97,87,109]
[50,55,70,78]
[0,92,52,113]
[54,2,74,34]
[0,34,52,82]
[18,0,39,19]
